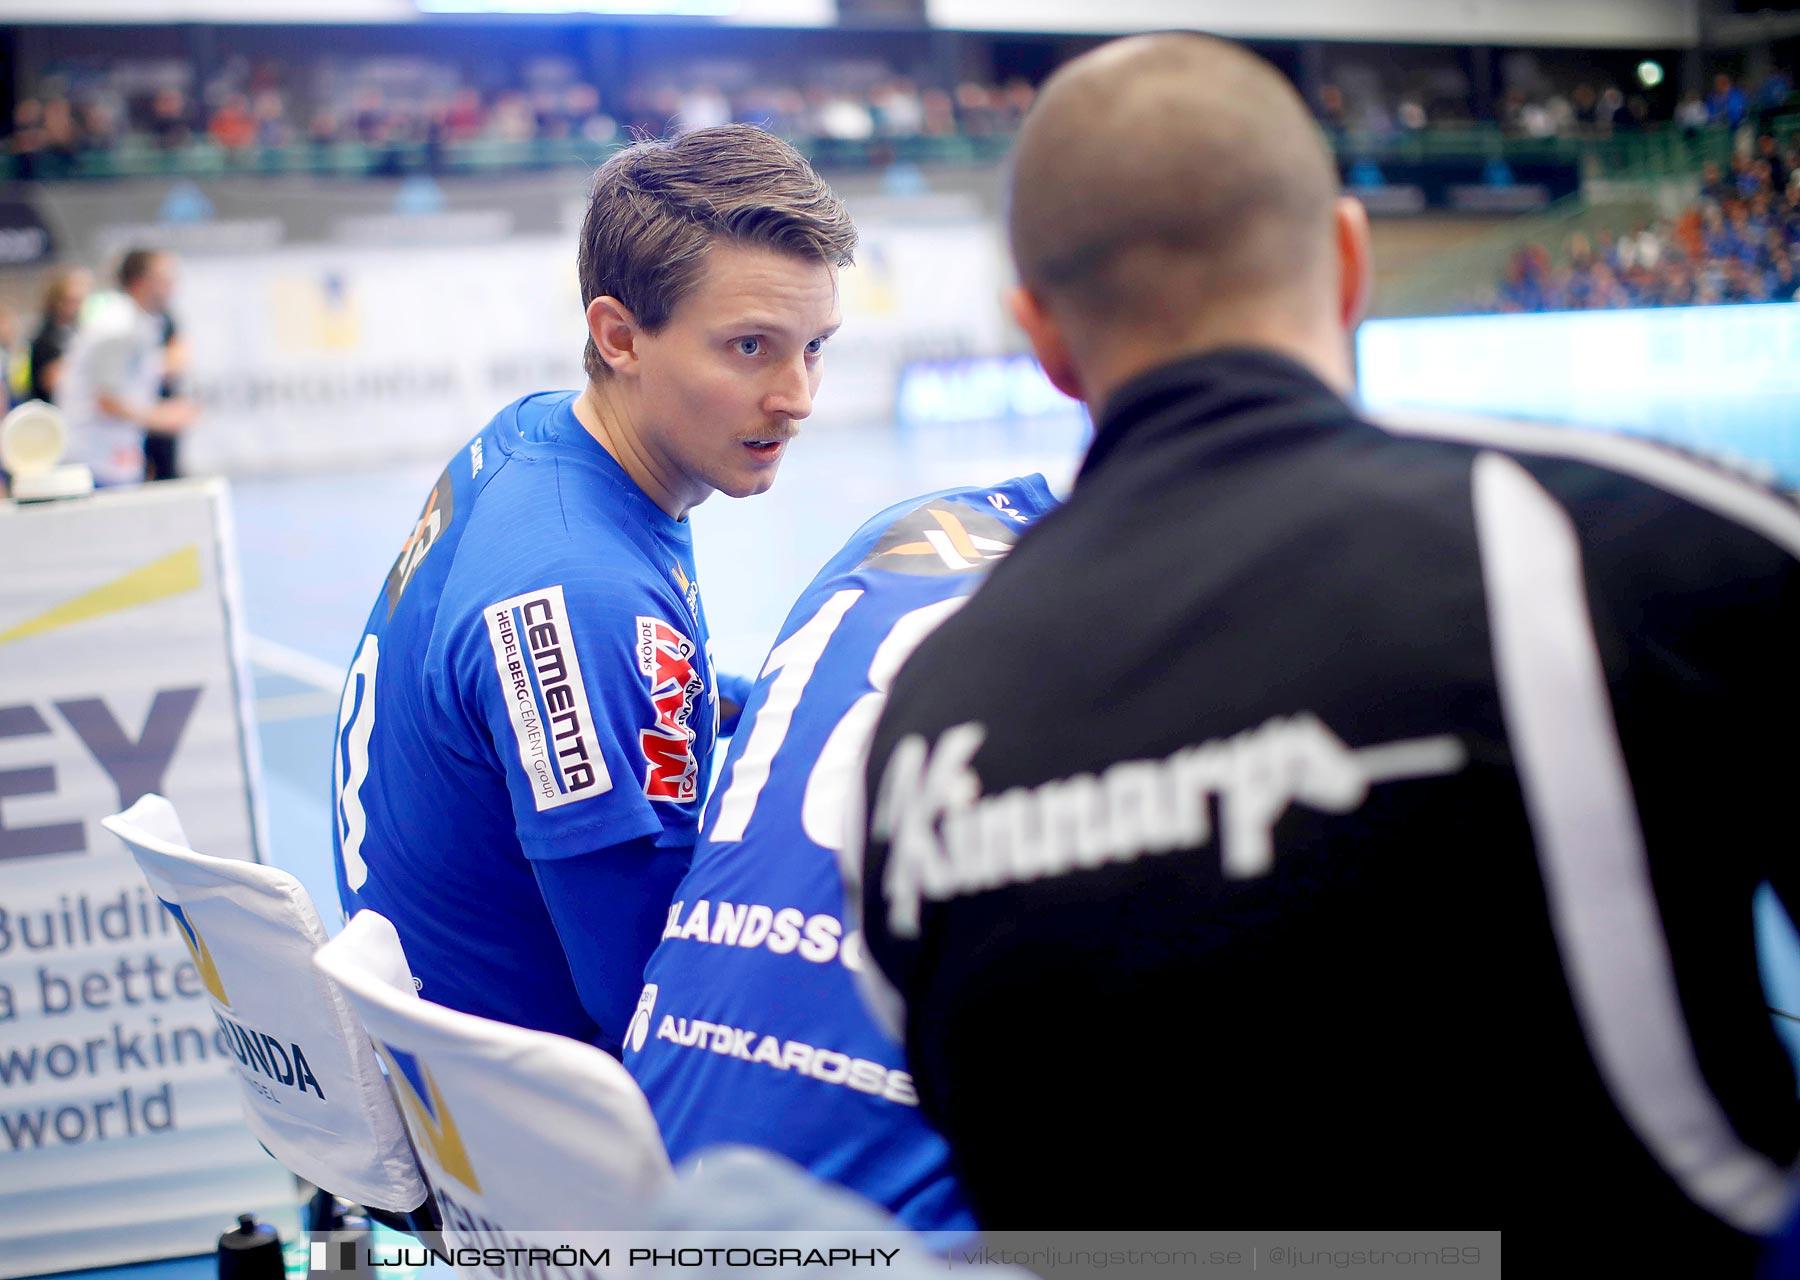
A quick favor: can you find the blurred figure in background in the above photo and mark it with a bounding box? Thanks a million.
[208,94,257,150]
[58,248,198,487]
[148,88,192,150]
[1711,73,1748,130]
[37,99,80,179]
[0,302,22,409]
[26,265,92,405]
[9,99,45,180]
[145,312,188,482]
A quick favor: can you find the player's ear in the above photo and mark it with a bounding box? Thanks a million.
[1334,196,1373,332]
[587,295,640,377]
[1006,285,1083,404]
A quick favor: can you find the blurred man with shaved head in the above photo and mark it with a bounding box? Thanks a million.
[855,34,1800,1261]
[1006,32,1362,406]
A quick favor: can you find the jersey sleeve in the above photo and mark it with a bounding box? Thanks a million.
[717,669,754,736]
[444,572,712,862]
[531,836,690,1055]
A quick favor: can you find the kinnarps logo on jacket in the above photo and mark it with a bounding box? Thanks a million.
[380,1043,482,1193]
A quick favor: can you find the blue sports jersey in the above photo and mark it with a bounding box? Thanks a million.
[623,474,1059,1233]
[332,391,730,1047]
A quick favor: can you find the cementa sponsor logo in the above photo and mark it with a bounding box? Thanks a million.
[485,585,610,812]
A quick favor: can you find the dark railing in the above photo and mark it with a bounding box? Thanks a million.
[0,132,1020,181]
[0,121,1746,183]
[1334,122,1737,177]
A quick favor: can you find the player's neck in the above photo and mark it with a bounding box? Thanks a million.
[573,381,693,522]
[1069,303,1356,417]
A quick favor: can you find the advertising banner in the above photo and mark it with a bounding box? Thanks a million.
[1340,159,1577,214]
[178,237,587,476]
[1358,305,1800,490]
[173,201,1009,475]
[0,481,296,1277]
[0,197,56,269]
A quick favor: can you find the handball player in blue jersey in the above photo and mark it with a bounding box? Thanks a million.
[330,126,856,1056]
[623,475,1058,1232]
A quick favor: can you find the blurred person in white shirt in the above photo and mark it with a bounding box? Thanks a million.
[676,84,732,133]
[872,79,925,136]
[58,248,198,487]
[0,302,23,408]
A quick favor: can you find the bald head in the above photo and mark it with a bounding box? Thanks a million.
[1009,34,1340,335]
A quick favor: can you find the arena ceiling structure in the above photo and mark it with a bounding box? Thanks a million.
[0,0,1705,45]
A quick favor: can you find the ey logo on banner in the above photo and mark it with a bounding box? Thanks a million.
[379,1043,482,1193]
[157,897,228,1004]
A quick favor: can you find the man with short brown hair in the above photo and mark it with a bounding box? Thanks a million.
[333,125,854,1057]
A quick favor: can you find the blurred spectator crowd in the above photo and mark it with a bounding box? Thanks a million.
[11,44,1791,180]
[1496,133,1800,311]
[3,53,1038,177]
[1505,70,1791,139]
[1317,68,1792,142]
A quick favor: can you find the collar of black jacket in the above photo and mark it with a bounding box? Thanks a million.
[1080,345,1354,483]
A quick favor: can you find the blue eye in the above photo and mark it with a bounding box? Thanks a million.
[806,336,826,355]
[735,337,761,356]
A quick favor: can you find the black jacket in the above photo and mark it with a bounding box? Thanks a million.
[856,347,1800,1261]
